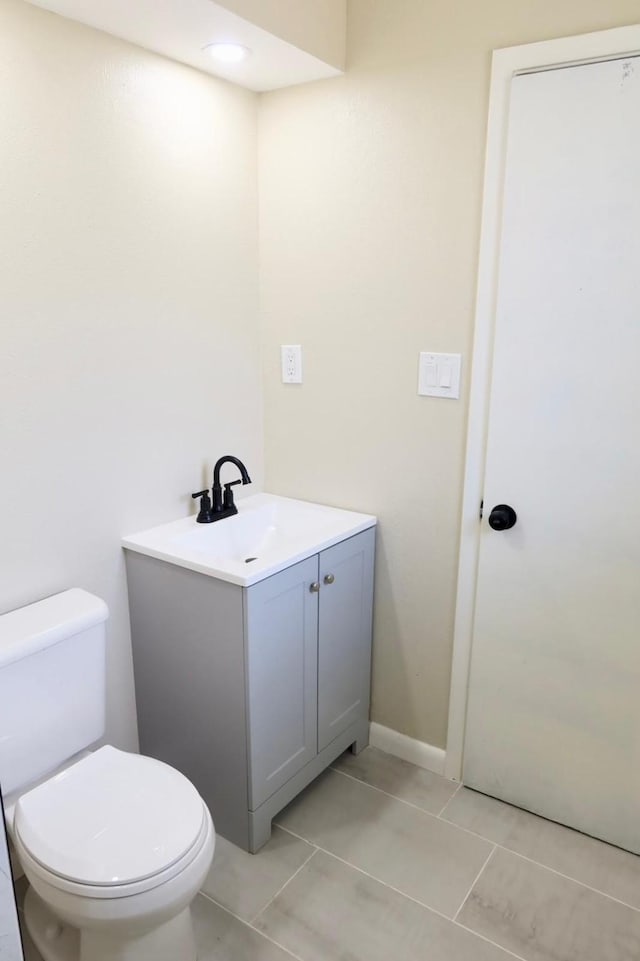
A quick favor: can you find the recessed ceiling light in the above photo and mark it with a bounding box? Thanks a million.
[203,42,251,64]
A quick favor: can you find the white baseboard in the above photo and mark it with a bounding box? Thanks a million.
[369,722,448,777]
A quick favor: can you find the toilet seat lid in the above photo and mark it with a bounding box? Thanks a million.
[14,746,206,886]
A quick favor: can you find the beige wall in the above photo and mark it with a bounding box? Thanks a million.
[258,0,640,749]
[3,0,638,760]
[217,0,347,69]
[0,0,262,751]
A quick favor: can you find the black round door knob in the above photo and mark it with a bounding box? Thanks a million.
[488,504,517,531]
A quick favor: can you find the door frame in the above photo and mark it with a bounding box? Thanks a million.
[444,23,640,782]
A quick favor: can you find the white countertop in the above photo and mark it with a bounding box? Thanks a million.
[122,492,376,587]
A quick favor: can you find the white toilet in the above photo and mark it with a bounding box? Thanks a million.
[0,588,215,961]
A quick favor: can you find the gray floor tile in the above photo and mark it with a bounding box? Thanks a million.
[0,871,24,961]
[0,928,25,961]
[442,787,640,909]
[276,768,493,917]
[201,826,314,921]
[192,895,292,961]
[255,849,513,961]
[458,847,640,961]
[332,746,458,814]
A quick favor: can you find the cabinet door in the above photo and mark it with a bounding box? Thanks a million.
[245,556,319,810]
[318,528,375,752]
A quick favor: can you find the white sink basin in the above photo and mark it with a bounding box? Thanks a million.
[122,493,376,586]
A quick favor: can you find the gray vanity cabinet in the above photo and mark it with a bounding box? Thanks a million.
[245,531,375,814]
[126,526,375,853]
[318,534,374,751]
[245,555,319,809]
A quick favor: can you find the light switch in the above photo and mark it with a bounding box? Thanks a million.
[439,362,452,388]
[418,352,461,399]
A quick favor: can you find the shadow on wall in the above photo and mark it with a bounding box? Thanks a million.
[369,526,421,737]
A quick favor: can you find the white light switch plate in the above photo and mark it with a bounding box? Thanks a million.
[281,345,302,384]
[418,352,461,399]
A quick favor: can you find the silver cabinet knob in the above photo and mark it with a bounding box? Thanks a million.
[323,573,335,585]
[310,582,320,593]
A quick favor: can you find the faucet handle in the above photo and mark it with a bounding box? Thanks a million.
[191,489,214,524]
[223,479,242,510]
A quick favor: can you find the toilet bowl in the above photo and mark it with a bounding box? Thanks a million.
[0,589,215,961]
[10,746,215,961]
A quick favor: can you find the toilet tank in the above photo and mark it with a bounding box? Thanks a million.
[0,589,108,796]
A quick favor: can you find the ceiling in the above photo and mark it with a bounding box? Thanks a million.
[26,0,343,91]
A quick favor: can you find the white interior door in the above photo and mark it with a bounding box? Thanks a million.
[463,56,640,853]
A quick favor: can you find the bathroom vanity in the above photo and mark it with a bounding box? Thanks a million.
[123,494,376,852]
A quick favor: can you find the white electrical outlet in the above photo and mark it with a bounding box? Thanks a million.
[281,345,302,384]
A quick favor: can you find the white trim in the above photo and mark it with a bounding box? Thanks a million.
[369,722,448,777]
[445,23,640,782]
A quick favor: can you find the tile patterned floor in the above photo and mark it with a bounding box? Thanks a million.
[0,862,22,961]
[14,746,640,960]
